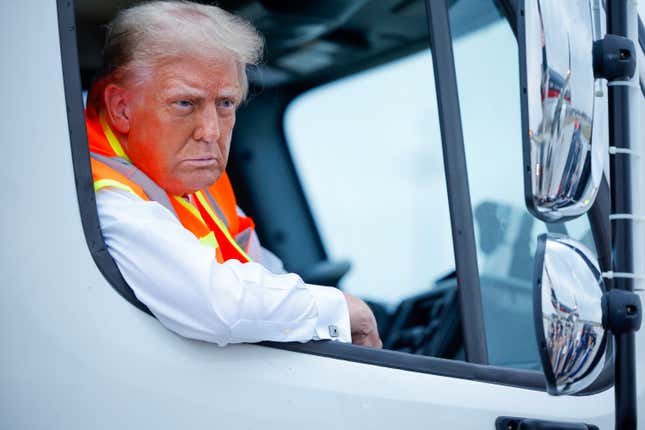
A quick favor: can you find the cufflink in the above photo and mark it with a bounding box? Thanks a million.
[328,325,339,338]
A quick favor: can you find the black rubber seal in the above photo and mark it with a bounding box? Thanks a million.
[424,0,489,365]
[56,0,152,316]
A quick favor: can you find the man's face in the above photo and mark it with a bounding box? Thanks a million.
[119,56,242,195]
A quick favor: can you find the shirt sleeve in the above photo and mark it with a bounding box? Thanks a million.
[96,188,351,346]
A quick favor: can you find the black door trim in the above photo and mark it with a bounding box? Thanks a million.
[261,340,610,395]
[424,0,489,364]
[57,0,152,316]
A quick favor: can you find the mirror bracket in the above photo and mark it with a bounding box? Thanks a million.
[602,289,643,334]
[593,34,637,81]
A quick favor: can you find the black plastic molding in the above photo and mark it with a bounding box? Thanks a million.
[424,0,489,364]
[57,0,152,315]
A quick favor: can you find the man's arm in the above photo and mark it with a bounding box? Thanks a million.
[97,188,352,345]
[239,207,382,347]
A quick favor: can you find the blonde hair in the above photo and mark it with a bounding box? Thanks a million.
[88,1,263,109]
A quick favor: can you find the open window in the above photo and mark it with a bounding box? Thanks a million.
[280,0,608,373]
[60,0,639,394]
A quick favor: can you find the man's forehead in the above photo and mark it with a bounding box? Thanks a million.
[152,57,242,96]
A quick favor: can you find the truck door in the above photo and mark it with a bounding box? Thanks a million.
[4,0,643,429]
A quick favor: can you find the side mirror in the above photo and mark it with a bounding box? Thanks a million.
[518,0,605,222]
[533,233,609,395]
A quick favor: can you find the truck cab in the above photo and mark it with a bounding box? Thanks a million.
[2,0,644,428]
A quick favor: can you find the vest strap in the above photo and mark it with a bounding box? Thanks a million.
[235,228,253,253]
[94,178,138,195]
[99,114,131,161]
[194,191,252,262]
[202,188,230,229]
[91,152,176,216]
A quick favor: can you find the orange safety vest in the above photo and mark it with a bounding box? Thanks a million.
[86,109,255,264]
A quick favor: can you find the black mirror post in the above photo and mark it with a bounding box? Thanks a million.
[603,1,640,430]
[601,288,642,430]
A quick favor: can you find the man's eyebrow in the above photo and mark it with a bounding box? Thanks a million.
[163,82,207,98]
[219,87,242,99]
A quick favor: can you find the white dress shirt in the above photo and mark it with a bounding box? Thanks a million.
[96,187,351,345]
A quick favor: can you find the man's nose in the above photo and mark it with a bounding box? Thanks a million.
[194,108,220,143]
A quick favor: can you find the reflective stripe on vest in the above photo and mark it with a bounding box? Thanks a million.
[202,188,230,229]
[200,189,254,254]
[91,152,175,215]
[193,191,252,261]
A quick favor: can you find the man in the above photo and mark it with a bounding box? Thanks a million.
[87,1,381,348]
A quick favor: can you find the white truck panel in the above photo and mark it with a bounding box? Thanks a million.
[0,0,642,428]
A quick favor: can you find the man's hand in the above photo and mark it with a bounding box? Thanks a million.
[344,293,383,348]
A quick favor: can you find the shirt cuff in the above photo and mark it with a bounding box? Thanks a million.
[305,284,351,343]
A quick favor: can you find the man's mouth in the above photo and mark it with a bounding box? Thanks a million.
[183,157,218,168]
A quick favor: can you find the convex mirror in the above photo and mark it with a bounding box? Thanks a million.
[533,233,609,395]
[518,0,605,222]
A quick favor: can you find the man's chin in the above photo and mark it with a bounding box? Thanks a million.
[163,168,223,195]
[186,171,223,192]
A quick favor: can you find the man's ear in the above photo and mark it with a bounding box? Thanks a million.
[103,83,132,134]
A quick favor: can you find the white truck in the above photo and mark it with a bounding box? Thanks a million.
[2,0,644,428]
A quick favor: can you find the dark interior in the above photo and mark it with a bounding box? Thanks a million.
[75,0,508,90]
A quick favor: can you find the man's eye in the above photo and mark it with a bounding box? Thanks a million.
[173,100,194,109]
[218,99,236,109]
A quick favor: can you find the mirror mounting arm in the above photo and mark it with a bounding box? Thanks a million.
[605,1,639,429]
[602,289,643,334]
[593,34,637,81]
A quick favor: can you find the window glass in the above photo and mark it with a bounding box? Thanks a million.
[285,46,468,358]
[285,2,605,365]
[449,0,600,369]
[285,52,452,308]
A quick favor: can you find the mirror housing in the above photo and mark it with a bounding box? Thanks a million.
[533,233,609,395]
[518,0,605,222]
